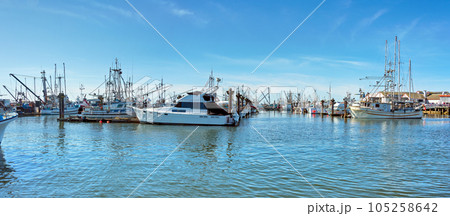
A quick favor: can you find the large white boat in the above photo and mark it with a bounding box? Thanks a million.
[134,73,238,126]
[0,112,18,145]
[349,36,423,119]
[134,91,237,126]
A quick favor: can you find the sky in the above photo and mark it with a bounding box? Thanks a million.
[0,0,449,102]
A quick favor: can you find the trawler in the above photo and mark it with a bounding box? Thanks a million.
[134,73,238,126]
[77,58,136,120]
[349,37,423,119]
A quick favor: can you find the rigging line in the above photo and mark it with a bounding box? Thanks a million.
[250,0,327,74]
[127,126,200,198]
[251,125,324,198]
[124,0,200,74]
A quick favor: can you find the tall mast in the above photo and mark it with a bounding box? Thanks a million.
[385,40,388,93]
[41,70,47,104]
[408,59,411,100]
[392,36,397,101]
[398,40,401,101]
[384,40,387,75]
[54,64,57,95]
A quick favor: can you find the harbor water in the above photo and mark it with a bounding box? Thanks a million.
[0,113,448,197]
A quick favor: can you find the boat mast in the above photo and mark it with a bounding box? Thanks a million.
[54,64,57,95]
[408,59,411,100]
[393,36,397,102]
[41,70,47,104]
[385,40,388,93]
[398,40,401,101]
[384,40,387,75]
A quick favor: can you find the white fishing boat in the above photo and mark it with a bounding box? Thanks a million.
[81,101,135,119]
[41,106,80,115]
[76,58,136,120]
[0,112,18,145]
[349,36,423,119]
[349,102,422,119]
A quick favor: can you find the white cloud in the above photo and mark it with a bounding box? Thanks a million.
[398,18,420,39]
[360,9,388,27]
[90,2,134,18]
[351,9,388,39]
[171,8,194,17]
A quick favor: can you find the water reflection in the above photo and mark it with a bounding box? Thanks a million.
[0,146,15,196]
[57,121,66,156]
[2,113,449,198]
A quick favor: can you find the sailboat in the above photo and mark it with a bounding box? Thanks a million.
[134,73,238,126]
[349,37,423,119]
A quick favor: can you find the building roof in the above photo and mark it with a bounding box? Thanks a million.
[427,94,441,100]
[402,92,425,99]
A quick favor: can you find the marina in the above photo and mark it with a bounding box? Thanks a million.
[1,1,449,208]
[0,36,449,199]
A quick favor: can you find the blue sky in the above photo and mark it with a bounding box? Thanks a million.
[1,0,449,101]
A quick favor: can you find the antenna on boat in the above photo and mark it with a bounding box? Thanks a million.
[63,63,67,96]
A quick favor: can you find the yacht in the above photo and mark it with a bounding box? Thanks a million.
[134,73,238,126]
[134,91,237,126]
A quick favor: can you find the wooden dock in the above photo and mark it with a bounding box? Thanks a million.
[58,115,139,123]
[423,104,450,115]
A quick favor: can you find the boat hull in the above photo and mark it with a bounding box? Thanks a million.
[0,113,18,144]
[41,107,79,115]
[349,106,423,119]
[134,107,235,126]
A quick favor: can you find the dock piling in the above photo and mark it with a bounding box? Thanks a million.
[59,93,65,119]
[343,100,348,118]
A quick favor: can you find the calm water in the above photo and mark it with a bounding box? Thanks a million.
[0,113,449,198]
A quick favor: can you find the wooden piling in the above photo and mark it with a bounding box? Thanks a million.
[344,100,348,118]
[320,100,325,116]
[59,93,65,119]
[330,98,335,116]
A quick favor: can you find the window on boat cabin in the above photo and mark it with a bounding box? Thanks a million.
[175,102,207,109]
[375,104,380,108]
[172,109,186,113]
[202,94,214,102]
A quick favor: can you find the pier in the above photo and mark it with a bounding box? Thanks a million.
[423,104,450,115]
